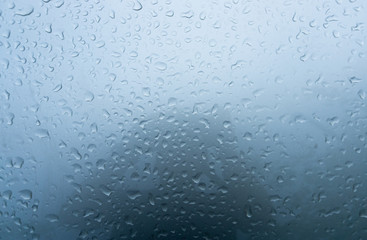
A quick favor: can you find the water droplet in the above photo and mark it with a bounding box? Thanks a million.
[243,132,253,141]
[192,173,201,184]
[54,0,64,8]
[327,117,339,126]
[70,148,82,160]
[166,10,174,17]
[19,189,32,200]
[244,205,253,218]
[168,97,177,106]
[35,129,50,139]
[127,190,142,200]
[96,159,106,170]
[155,62,167,71]
[181,10,194,18]
[199,11,206,20]
[223,121,231,128]
[46,214,59,222]
[277,176,284,183]
[45,24,52,33]
[84,91,95,102]
[2,190,12,200]
[349,76,361,84]
[209,39,217,47]
[52,84,62,92]
[358,89,366,100]
[133,1,143,11]
[12,157,24,169]
[359,209,367,218]
[14,6,34,16]
[5,113,14,125]
[148,193,155,206]
[100,185,112,196]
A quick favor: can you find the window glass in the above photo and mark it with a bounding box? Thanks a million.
[1,0,366,239]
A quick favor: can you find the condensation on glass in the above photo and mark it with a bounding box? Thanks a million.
[0,0,366,239]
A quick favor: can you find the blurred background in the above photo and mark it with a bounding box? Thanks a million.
[0,0,367,239]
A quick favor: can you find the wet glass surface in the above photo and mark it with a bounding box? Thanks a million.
[0,0,367,239]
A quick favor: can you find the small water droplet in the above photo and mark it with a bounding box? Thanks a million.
[84,91,94,102]
[223,121,231,128]
[5,113,14,125]
[70,148,82,160]
[96,159,106,170]
[45,24,52,33]
[53,84,62,92]
[46,214,59,222]
[359,209,367,218]
[19,189,32,200]
[100,185,112,196]
[277,176,284,183]
[12,157,24,169]
[358,89,366,100]
[244,205,253,218]
[349,76,361,84]
[181,10,194,18]
[166,10,174,17]
[35,129,50,138]
[148,193,155,206]
[133,1,143,11]
[155,61,167,71]
[243,132,253,141]
[55,0,64,8]
[2,190,12,200]
[127,190,142,200]
[327,117,339,126]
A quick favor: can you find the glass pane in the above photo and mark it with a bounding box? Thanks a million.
[1,0,366,239]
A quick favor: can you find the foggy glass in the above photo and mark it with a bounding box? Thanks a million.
[0,0,366,239]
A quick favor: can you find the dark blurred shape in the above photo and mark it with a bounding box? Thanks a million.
[59,106,276,239]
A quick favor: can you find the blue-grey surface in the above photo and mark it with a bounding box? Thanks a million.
[0,0,367,239]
